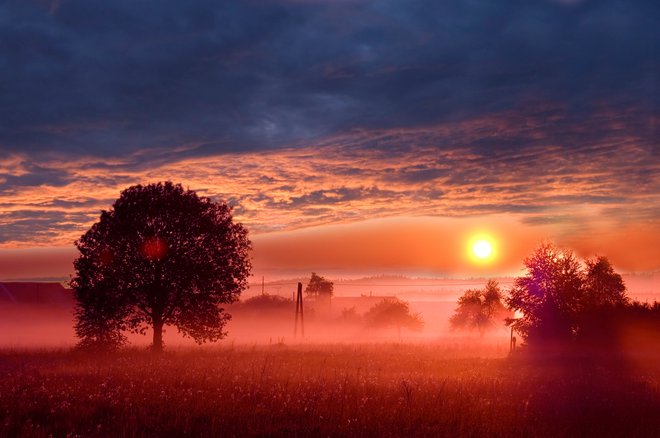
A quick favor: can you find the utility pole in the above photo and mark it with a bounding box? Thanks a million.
[294,282,304,339]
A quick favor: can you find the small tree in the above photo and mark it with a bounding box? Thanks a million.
[364,298,423,335]
[71,182,252,351]
[304,272,334,297]
[450,279,509,337]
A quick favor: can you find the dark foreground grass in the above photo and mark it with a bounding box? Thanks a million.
[1,343,659,437]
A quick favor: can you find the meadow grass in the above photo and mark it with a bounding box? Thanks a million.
[1,343,658,437]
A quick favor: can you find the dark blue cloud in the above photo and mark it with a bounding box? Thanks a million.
[0,165,72,191]
[0,0,657,159]
[282,186,400,208]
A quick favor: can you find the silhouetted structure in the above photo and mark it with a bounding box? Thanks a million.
[0,282,72,307]
[294,282,304,338]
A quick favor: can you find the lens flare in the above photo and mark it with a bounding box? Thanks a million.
[141,237,168,260]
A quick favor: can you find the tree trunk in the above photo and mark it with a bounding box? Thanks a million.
[152,318,164,352]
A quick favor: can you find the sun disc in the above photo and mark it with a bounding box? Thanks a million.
[472,240,492,259]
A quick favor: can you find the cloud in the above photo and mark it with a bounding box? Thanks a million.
[0,0,657,273]
[0,108,656,269]
[0,0,657,157]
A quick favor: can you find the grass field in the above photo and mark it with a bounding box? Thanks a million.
[1,343,659,437]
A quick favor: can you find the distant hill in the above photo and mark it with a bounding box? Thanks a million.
[246,273,659,302]
[245,276,518,301]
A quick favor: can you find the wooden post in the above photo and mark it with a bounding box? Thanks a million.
[510,325,517,353]
[509,319,520,353]
[294,282,304,339]
[299,282,305,338]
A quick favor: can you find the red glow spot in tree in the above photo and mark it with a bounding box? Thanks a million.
[141,237,168,260]
[98,249,114,266]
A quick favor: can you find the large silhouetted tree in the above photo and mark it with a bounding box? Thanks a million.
[450,279,510,336]
[506,243,583,343]
[71,182,252,351]
[506,243,636,347]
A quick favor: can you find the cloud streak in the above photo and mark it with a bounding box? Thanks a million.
[0,107,657,271]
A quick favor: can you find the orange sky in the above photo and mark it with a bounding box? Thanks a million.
[1,214,658,281]
[1,116,659,280]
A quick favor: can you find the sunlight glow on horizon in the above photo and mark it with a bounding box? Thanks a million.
[467,234,498,265]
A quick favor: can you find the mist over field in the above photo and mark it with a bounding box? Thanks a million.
[2,274,658,349]
[0,278,496,348]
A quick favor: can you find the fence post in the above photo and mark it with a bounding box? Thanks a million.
[294,282,304,339]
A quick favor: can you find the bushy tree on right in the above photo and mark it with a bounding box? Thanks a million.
[506,242,633,346]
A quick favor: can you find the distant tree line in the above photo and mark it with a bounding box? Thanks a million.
[233,294,293,316]
[238,272,423,334]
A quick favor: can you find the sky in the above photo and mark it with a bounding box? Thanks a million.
[0,0,658,280]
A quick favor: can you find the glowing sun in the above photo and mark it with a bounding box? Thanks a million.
[472,240,492,259]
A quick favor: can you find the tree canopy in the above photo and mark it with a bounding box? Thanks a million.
[364,298,423,333]
[506,243,630,345]
[583,255,628,308]
[450,279,510,336]
[71,182,252,351]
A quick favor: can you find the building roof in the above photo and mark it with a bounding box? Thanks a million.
[0,282,74,308]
